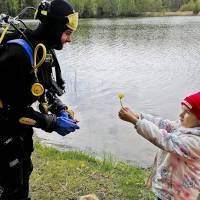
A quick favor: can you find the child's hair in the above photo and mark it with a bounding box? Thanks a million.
[78,194,99,200]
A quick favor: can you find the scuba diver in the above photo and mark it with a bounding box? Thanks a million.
[0,0,79,199]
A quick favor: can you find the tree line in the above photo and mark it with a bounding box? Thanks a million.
[0,0,200,18]
[0,0,40,17]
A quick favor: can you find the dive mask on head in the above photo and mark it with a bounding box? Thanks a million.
[66,12,78,31]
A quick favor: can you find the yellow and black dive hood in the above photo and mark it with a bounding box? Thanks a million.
[34,0,78,31]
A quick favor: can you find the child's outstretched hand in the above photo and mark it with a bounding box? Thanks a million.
[118,107,139,125]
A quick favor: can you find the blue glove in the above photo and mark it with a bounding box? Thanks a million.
[55,111,79,136]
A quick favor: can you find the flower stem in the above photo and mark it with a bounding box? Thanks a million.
[120,99,123,107]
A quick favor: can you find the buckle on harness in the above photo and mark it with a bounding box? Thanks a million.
[0,99,3,108]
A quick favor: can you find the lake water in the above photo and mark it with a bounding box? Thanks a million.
[35,16,200,167]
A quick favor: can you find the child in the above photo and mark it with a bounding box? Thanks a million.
[118,92,200,200]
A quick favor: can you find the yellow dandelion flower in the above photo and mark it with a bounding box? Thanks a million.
[117,92,125,107]
[118,93,125,100]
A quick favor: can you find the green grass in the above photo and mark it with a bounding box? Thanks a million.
[30,141,155,200]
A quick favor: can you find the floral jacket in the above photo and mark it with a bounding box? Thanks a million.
[135,113,200,200]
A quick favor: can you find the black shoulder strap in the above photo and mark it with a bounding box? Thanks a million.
[7,38,33,66]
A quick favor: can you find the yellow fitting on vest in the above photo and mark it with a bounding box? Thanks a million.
[65,107,75,118]
[41,10,48,16]
[0,99,3,108]
[19,117,37,125]
[31,83,44,97]
[41,102,49,114]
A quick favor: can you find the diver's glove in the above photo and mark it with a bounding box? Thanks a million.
[48,98,67,116]
[55,111,79,136]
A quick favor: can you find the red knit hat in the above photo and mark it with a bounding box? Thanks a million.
[181,92,200,120]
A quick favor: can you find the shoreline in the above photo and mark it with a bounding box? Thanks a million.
[143,11,199,17]
[21,11,200,21]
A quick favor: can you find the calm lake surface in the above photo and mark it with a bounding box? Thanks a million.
[35,16,200,167]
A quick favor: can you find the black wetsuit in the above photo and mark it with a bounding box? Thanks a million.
[0,31,67,200]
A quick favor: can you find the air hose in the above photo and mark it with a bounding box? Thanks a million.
[31,43,47,96]
[0,24,10,44]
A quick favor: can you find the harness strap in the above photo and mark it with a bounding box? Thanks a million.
[0,39,34,109]
[7,39,33,66]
